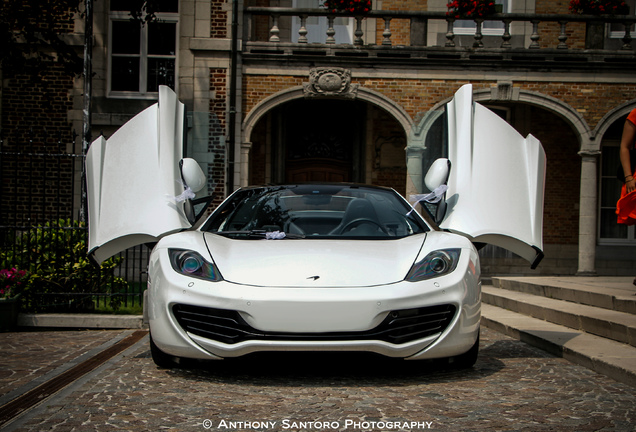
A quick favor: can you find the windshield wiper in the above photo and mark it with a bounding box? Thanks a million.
[214,230,305,239]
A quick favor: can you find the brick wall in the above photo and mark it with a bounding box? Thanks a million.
[211,0,228,38]
[535,0,586,49]
[2,66,74,144]
[1,62,76,225]
[514,81,636,131]
[209,68,228,205]
[244,75,306,114]
[244,74,636,137]
[375,0,428,46]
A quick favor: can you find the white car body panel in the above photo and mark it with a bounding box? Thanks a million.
[148,230,481,359]
[443,84,545,266]
[85,87,189,263]
[204,232,425,287]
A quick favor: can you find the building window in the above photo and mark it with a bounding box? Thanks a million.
[609,0,635,38]
[109,0,179,98]
[454,0,509,36]
[599,141,635,243]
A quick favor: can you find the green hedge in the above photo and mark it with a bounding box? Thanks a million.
[1,219,128,312]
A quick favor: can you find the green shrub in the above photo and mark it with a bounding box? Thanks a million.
[0,219,128,312]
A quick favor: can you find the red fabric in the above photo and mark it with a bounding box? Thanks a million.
[617,108,636,225]
[628,108,636,127]
[617,184,636,225]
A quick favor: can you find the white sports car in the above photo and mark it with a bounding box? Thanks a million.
[86,85,545,368]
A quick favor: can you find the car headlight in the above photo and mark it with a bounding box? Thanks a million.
[406,249,460,281]
[169,249,223,282]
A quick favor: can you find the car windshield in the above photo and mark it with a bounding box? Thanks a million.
[202,185,429,239]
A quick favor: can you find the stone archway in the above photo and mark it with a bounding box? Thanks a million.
[412,84,597,275]
[241,68,415,189]
[594,99,636,143]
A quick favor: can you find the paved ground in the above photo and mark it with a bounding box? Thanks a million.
[1,327,635,431]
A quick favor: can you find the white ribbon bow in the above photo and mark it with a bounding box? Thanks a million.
[265,231,286,240]
[173,186,196,203]
[406,184,448,215]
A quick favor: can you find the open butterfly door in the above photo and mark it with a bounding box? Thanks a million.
[431,84,546,268]
[86,86,205,263]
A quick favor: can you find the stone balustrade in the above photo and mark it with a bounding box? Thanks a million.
[244,8,635,55]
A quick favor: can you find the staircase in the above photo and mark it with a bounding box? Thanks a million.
[480,276,636,387]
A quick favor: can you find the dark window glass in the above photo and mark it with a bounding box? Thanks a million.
[600,208,627,238]
[111,57,140,91]
[204,185,429,239]
[112,21,140,54]
[148,22,176,55]
[147,58,175,92]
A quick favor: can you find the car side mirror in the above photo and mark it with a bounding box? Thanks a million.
[180,158,206,193]
[180,158,211,225]
[425,158,450,191]
[424,158,451,225]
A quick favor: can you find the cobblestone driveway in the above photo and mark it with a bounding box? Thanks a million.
[1,327,634,431]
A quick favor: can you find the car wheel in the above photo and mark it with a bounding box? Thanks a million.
[149,333,180,369]
[448,333,479,369]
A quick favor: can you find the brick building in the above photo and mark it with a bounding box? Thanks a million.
[2,0,636,276]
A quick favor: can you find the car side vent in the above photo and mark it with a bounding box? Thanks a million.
[173,304,456,345]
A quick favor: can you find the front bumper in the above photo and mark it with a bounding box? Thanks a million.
[147,247,481,361]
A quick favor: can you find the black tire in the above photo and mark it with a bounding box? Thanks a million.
[149,333,180,369]
[448,333,479,369]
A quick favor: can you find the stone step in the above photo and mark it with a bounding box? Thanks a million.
[481,303,636,388]
[482,285,636,348]
[492,276,636,315]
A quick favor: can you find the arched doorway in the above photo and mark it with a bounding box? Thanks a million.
[278,99,365,183]
[248,97,407,193]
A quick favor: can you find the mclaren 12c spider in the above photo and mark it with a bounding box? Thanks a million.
[86,85,545,368]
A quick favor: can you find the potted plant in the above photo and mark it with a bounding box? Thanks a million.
[569,0,630,49]
[323,0,372,14]
[446,0,498,19]
[0,268,28,331]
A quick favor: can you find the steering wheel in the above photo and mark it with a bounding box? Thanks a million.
[341,218,389,234]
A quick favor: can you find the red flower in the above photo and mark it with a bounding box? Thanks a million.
[569,0,630,14]
[447,0,497,18]
[324,0,373,13]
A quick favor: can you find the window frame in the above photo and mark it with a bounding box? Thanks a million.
[108,9,179,99]
[598,139,636,245]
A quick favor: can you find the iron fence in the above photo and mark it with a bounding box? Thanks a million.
[0,130,148,313]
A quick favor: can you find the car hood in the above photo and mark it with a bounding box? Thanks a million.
[441,85,546,268]
[86,86,190,263]
[204,233,426,287]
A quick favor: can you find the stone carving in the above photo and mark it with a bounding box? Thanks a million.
[303,67,359,99]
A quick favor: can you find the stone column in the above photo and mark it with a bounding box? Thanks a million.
[240,142,252,188]
[577,150,600,275]
[405,146,425,198]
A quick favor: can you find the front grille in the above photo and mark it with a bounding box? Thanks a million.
[173,303,456,345]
